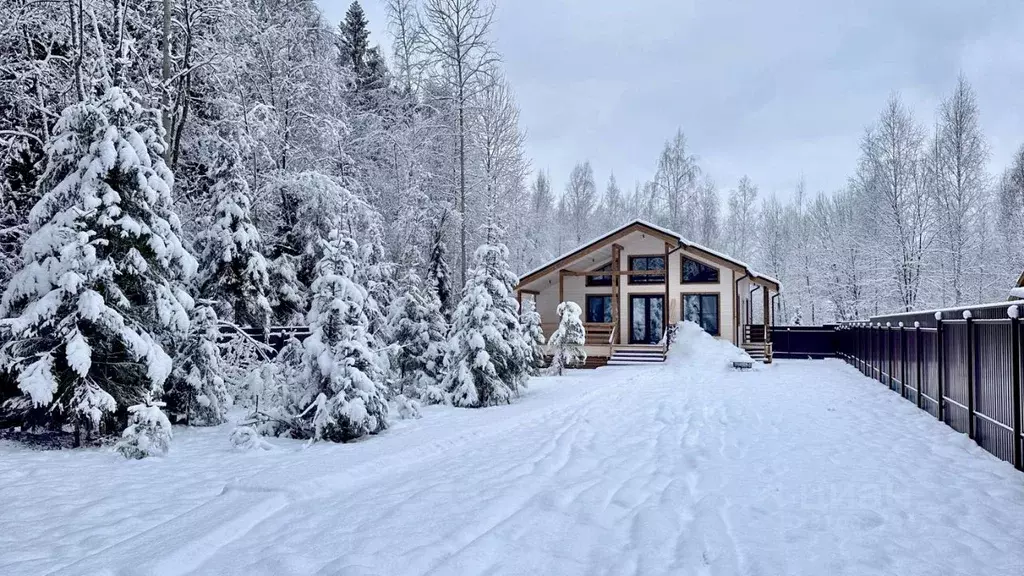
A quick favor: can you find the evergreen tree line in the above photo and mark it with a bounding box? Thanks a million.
[526,77,1021,323]
[0,0,542,456]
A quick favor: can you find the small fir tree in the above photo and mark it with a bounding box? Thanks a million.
[0,87,196,437]
[114,397,173,459]
[288,231,389,442]
[547,302,587,375]
[442,223,530,407]
[164,305,230,425]
[520,298,546,375]
[387,270,447,404]
[268,254,306,325]
[195,134,272,330]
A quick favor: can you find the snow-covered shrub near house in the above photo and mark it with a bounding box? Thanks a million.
[164,305,229,426]
[0,87,195,437]
[114,398,173,459]
[520,298,546,375]
[443,224,530,407]
[264,232,389,442]
[387,270,447,404]
[547,302,587,375]
[195,133,272,331]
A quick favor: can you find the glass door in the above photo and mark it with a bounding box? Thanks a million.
[629,295,664,344]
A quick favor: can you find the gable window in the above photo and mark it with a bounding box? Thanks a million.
[681,256,720,283]
[586,263,613,287]
[628,255,665,284]
[683,294,719,336]
[586,295,613,323]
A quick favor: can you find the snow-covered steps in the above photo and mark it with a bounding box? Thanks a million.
[607,344,666,365]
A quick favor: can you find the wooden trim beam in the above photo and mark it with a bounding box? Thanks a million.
[564,269,668,277]
[516,222,679,288]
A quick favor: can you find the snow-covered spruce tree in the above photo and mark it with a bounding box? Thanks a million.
[426,231,454,318]
[0,87,196,439]
[284,231,389,442]
[268,255,306,325]
[195,134,272,330]
[387,270,447,404]
[164,305,229,426]
[442,224,530,407]
[359,222,396,342]
[520,298,546,375]
[547,302,586,376]
[114,397,173,459]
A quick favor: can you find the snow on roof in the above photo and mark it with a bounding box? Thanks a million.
[1009,286,1024,299]
[517,219,781,289]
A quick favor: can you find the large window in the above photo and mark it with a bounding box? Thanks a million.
[683,294,719,336]
[586,263,613,287]
[681,256,719,283]
[628,255,665,284]
[586,295,613,323]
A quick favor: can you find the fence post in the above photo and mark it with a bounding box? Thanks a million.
[965,311,975,440]
[1010,306,1022,471]
[915,322,923,410]
[886,323,893,390]
[900,322,907,399]
[936,315,945,424]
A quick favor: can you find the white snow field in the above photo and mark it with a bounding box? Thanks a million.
[3,323,1024,576]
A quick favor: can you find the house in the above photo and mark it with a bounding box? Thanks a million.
[514,220,780,365]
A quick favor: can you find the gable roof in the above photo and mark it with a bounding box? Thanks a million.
[516,219,781,291]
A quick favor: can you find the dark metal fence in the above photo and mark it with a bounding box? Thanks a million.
[836,304,1024,471]
[770,325,838,359]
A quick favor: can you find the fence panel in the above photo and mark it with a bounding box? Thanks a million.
[942,321,971,435]
[974,321,1015,461]
[920,329,939,417]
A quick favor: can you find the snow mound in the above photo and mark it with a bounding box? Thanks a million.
[668,321,758,371]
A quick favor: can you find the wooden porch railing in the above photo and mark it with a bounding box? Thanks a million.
[541,322,616,346]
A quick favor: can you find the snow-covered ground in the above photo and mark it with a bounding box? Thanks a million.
[4,323,1024,576]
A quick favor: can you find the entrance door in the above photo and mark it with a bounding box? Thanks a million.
[630,295,664,344]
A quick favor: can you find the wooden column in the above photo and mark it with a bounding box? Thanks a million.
[664,242,671,334]
[558,270,565,304]
[612,244,621,345]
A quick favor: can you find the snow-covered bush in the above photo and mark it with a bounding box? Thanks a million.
[392,394,422,420]
[442,224,530,407]
[265,232,389,442]
[547,302,587,375]
[520,298,546,375]
[195,134,272,330]
[387,271,447,403]
[164,305,229,426]
[114,399,173,459]
[229,425,273,451]
[0,87,196,437]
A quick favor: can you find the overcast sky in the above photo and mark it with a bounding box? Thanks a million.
[317,0,1024,202]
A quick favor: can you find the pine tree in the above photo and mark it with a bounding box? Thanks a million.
[547,302,586,376]
[520,298,546,375]
[164,305,230,426]
[387,270,447,403]
[0,87,196,437]
[196,134,272,330]
[292,231,389,442]
[442,223,529,407]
